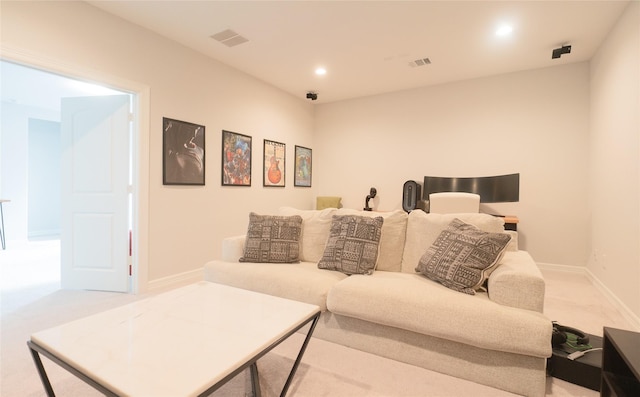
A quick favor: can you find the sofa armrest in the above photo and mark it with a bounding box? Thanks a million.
[222,235,246,262]
[505,230,518,251]
[488,250,545,313]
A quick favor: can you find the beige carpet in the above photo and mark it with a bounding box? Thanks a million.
[1,239,637,396]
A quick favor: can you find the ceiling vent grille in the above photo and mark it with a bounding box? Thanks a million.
[409,58,432,67]
[211,29,249,47]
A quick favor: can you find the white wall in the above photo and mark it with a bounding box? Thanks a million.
[1,1,315,284]
[28,118,61,238]
[589,2,640,321]
[0,102,59,239]
[314,63,591,268]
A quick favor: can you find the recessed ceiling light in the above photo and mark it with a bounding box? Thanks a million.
[315,67,327,76]
[495,25,513,37]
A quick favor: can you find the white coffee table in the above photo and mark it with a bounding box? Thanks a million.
[28,282,321,397]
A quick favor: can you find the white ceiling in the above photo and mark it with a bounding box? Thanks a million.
[0,1,630,109]
[84,0,630,104]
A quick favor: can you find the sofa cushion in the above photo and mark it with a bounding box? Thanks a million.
[278,207,337,262]
[239,212,302,263]
[336,209,408,272]
[318,215,384,275]
[402,211,505,273]
[326,271,552,358]
[204,260,347,311]
[415,219,511,295]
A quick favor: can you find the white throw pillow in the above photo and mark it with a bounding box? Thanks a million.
[278,207,337,262]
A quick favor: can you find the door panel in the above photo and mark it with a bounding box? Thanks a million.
[61,95,130,292]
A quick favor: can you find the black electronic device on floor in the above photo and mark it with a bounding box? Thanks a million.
[547,327,603,392]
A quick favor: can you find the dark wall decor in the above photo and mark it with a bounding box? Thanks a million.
[294,145,312,187]
[163,117,205,185]
[423,173,520,203]
[263,139,285,187]
[222,130,252,186]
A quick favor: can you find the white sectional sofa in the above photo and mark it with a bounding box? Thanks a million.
[204,207,552,396]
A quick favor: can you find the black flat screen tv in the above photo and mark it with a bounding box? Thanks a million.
[423,173,519,203]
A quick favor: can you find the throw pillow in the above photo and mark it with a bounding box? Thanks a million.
[335,209,408,272]
[415,218,511,295]
[318,215,384,275]
[316,196,342,210]
[278,206,337,262]
[239,213,303,263]
[401,211,506,273]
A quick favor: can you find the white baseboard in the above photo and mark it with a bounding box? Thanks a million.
[146,268,204,293]
[27,230,61,239]
[537,262,640,331]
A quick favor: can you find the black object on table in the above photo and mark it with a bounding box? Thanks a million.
[548,333,603,391]
[601,327,640,397]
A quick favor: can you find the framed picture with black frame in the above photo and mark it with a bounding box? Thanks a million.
[162,117,205,185]
[263,139,285,187]
[294,145,312,187]
[221,130,252,186]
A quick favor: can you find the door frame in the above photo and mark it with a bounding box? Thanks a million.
[2,46,150,294]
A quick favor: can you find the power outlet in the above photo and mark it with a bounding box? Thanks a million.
[593,250,607,271]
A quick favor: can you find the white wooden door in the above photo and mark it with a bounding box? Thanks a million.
[60,95,131,292]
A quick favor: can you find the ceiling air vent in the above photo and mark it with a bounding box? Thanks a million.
[409,58,432,67]
[211,29,249,47]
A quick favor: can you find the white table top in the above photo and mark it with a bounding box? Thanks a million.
[30,282,320,397]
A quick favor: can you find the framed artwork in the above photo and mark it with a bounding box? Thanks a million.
[163,117,205,185]
[221,130,252,186]
[294,145,312,187]
[263,139,285,187]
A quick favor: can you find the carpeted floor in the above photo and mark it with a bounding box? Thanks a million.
[1,239,636,396]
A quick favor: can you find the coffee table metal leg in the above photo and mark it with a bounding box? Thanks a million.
[279,313,320,397]
[250,362,262,397]
[28,341,119,397]
[0,202,6,250]
[29,343,56,397]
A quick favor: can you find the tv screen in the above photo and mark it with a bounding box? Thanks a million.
[423,173,519,203]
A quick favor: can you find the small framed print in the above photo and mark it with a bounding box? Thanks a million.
[163,117,205,185]
[294,145,312,187]
[221,130,252,186]
[263,139,285,187]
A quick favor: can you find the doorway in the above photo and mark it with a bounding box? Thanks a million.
[0,60,139,294]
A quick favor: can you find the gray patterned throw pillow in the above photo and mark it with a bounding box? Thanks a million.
[318,215,384,275]
[415,218,511,295]
[240,213,303,263]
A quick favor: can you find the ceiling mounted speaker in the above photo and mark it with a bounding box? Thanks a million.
[402,180,422,213]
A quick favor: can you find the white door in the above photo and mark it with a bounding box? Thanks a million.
[60,95,131,292]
